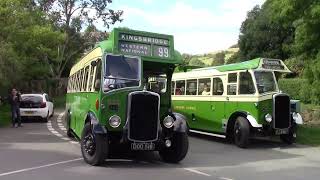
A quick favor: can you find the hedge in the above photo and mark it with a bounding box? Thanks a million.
[278,78,313,104]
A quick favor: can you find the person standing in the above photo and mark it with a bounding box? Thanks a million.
[8,88,22,128]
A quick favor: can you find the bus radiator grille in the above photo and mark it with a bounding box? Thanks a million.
[273,94,291,129]
[128,92,159,141]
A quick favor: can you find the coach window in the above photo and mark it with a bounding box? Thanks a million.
[186,79,197,95]
[175,80,185,95]
[171,81,175,95]
[88,64,95,92]
[94,59,102,91]
[79,69,84,92]
[82,66,89,91]
[239,71,255,94]
[198,78,211,95]
[227,73,237,95]
[213,78,224,95]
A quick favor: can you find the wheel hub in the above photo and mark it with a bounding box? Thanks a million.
[83,133,95,156]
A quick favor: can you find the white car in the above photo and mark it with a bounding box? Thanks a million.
[20,93,54,122]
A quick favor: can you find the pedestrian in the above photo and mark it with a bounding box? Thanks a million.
[8,88,22,128]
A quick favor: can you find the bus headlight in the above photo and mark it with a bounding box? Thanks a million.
[109,115,121,128]
[163,115,174,128]
[265,113,272,123]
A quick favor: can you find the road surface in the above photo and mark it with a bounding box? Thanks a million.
[0,110,319,180]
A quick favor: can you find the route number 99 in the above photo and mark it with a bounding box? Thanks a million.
[158,47,169,58]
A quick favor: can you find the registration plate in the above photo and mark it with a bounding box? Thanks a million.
[131,142,155,151]
[25,111,34,114]
[275,128,289,135]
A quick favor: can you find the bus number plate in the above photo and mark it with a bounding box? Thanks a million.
[275,129,289,135]
[131,142,155,151]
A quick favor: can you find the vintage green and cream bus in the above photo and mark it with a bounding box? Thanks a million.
[66,28,189,165]
[172,58,303,148]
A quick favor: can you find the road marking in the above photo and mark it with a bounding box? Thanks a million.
[184,168,211,177]
[189,129,226,138]
[0,158,82,177]
[219,177,234,180]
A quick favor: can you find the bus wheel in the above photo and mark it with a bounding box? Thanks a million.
[234,117,250,148]
[280,127,296,145]
[159,132,189,163]
[81,123,108,166]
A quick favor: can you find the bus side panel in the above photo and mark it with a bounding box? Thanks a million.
[66,93,77,131]
[74,92,100,137]
[172,99,222,133]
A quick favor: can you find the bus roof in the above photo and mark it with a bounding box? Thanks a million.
[192,58,291,73]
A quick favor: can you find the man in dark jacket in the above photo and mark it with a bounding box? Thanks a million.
[8,88,22,128]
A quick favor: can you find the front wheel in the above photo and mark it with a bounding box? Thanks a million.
[159,132,189,163]
[234,117,250,148]
[81,123,108,166]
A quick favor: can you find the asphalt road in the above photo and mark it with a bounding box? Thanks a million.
[0,111,320,180]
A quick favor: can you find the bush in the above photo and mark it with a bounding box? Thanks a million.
[278,78,308,100]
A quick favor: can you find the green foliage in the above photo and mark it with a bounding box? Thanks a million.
[278,78,307,100]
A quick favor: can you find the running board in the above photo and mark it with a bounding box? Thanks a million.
[189,129,226,138]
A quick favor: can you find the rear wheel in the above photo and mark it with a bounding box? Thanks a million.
[159,132,189,163]
[234,116,250,148]
[42,112,49,122]
[81,123,108,166]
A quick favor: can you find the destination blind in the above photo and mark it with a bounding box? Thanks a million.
[118,33,171,58]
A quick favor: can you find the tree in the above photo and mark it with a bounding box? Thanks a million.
[36,0,123,78]
[211,51,225,66]
[238,3,294,61]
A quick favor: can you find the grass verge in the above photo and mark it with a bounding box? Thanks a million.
[297,125,320,146]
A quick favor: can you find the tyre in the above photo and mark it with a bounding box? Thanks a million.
[280,126,297,145]
[43,112,49,123]
[159,132,189,163]
[81,123,108,166]
[234,116,250,148]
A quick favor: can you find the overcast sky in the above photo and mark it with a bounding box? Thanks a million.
[100,0,266,54]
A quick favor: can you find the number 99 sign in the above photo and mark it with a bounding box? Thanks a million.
[154,46,170,58]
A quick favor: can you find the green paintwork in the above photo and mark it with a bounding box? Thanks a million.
[194,58,261,72]
[66,28,182,137]
[172,98,273,134]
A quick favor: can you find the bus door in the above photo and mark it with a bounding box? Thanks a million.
[224,73,239,132]
[210,76,226,133]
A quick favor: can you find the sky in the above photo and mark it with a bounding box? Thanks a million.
[100,0,266,55]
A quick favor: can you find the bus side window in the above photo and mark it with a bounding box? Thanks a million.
[213,78,224,95]
[171,81,175,95]
[82,66,89,92]
[239,71,255,94]
[198,78,211,95]
[79,69,84,92]
[186,79,197,95]
[88,64,95,92]
[175,80,185,95]
[227,73,237,95]
[94,59,102,91]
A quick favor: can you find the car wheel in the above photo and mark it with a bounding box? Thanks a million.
[81,123,108,166]
[159,132,189,163]
[234,116,250,148]
[43,112,49,123]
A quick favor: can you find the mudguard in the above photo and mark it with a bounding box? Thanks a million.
[88,112,107,134]
[172,112,189,133]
